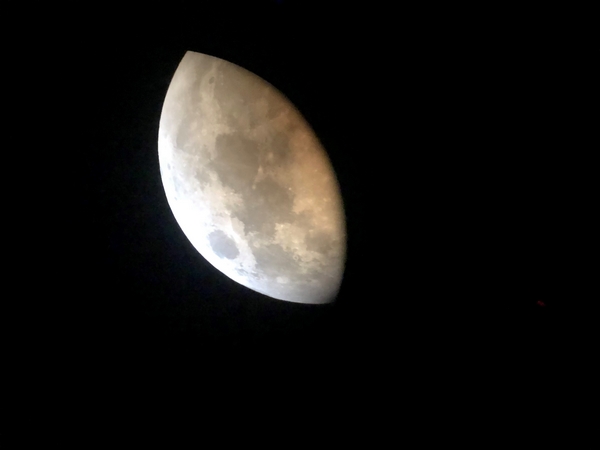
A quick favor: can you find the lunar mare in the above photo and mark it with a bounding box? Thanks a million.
[158,51,345,304]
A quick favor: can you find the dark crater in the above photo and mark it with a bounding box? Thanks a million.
[208,230,239,259]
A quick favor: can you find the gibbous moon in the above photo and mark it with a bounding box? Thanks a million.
[158,51,346,304]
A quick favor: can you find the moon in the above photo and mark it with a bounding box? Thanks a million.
[158,51,346,304]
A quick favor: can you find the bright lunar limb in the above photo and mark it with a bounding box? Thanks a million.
[158,51,346,304]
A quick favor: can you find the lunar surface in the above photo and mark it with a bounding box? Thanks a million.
[158,51,346,304]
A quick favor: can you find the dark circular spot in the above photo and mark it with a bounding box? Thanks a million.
[209,77,215,84]
[208,230,239,259]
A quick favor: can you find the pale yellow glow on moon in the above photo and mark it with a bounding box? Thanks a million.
[158,51,346,304]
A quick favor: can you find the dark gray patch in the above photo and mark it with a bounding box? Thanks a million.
[208,132,260,193]
[213,65,266,128]
[224,112,243,129]
[254,178,294,212]
[271,131,291,154]
[253,243,299,278]
[305,230,334,254]
[232,176,296,237]
[227,106,261,130]
[293,211,313,228]
[208,230,239,259]
[247,112,260,130]
[207,132,296,239]
[259,130,293,169]
[209,76,215,84]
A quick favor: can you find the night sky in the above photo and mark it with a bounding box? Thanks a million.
[25,2,584,413]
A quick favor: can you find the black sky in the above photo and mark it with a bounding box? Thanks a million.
[19,2,587,411]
